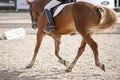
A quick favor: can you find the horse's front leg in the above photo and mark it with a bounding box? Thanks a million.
[66,39,86,72]
[53,35,69,67]
[26,31,45,68]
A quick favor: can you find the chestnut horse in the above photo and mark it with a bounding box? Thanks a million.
[26,0,117,72]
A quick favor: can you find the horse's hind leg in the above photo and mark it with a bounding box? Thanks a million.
[53,35,69,67]
[66,39,86,72]
[26,31,45,68]
[83,34,105,71]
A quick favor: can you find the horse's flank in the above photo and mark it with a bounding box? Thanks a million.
[54,4,76,34]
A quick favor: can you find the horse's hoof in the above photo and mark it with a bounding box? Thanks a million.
[26,64,32,69]
[64,61,70,68]
[58,60,70,68]
[66,68,72,72]
[102,64,105,72]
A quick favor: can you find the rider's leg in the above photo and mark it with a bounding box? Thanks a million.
[44,0,61,32]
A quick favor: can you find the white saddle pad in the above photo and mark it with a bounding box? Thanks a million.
[53,3,73,17]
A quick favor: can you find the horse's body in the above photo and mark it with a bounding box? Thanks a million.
[26,0,117,72]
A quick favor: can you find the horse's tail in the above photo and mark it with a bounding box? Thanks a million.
[94,5,117,32]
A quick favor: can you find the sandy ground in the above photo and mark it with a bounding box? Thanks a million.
[0,34,120,80]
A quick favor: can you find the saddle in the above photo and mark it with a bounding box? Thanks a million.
[51,2,73,17]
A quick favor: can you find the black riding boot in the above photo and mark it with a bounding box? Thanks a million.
[44,9,55,32]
